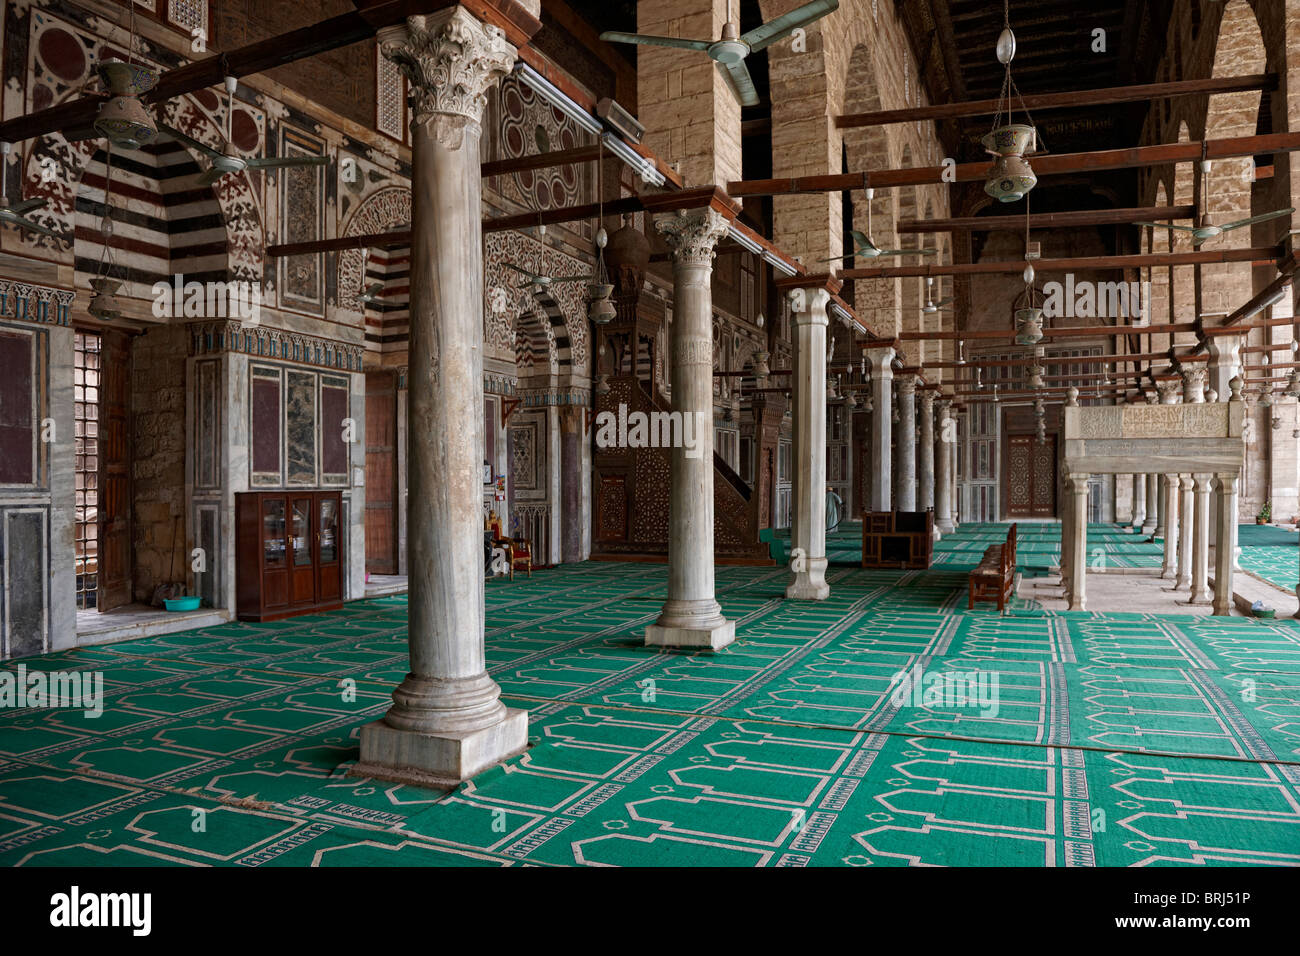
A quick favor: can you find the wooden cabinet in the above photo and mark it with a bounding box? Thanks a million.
[860,510,934,569]
[236,491,343,621]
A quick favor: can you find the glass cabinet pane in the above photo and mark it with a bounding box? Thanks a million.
[262,499,286,568]
[319,496,337,563]
[292,498,312,566]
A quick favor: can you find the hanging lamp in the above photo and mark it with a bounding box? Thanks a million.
[93,5,158,149]
[587,140,616,324]
[983,0,1039,203]
[87,143,124,321]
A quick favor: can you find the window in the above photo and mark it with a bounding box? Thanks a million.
[250,363,351,487]
[75,332,101,610]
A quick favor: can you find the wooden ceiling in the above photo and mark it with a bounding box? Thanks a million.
[899,0,1176,208]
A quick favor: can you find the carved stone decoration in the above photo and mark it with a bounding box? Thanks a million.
[378,9,517,150]
[653,207,731,265]
[1157,379,1182,405]
[338,186,411,313]
[1181,365,1207,404]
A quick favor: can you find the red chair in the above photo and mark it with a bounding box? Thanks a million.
[486,512,532,579]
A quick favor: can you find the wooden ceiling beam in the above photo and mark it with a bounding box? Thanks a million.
[896,205,1194,233]
[729,130,1300,196]
[839,246,1277,280]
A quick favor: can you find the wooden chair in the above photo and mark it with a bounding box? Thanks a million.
[968,523,1017,613]
[486,512,532,580]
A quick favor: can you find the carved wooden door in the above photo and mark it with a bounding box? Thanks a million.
[97,330,132,611]
[1004,434,1056,518]
[364,370,397,574]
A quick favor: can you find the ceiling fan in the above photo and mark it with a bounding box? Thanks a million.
[0,143,57,238]
[505,225,593,292]
[922,276,953,313]
[599,0,839,108]
[821,191,937,262]
[355,248,384,305]
[160,77,328,186]
[1137,159,1293,247]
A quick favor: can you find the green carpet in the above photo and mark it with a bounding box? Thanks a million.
[1,528,1298,868]
[1237,524,1299,594]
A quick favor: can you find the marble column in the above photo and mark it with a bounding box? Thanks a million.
[896,376,918,512]
[356,8,526,787]
[1161,473,1180,579]
[1060,469,1073,602]
[918,390,936,519]
[1175,475,1194,589]
[866,347,895,512]
[644,204,735,650]
[1143,470,1159,536]
[935,398,955,534]
[1131,473,1147,532]
[1213,472,1238,616]
[1156,380,1181,550]
[1186,474,1213,605]
[785,285,831,601]
[1068,473,1090,611]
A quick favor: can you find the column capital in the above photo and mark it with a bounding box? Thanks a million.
[1180,364,1207,403]
[379,7,517,149]
[918,389,935,412]
[896,374,918,398]
[864,345,896,371]
[1156,378,1182,404]
[787,285,832,322]
[653,206,733,265]
[1067,473,1091,492]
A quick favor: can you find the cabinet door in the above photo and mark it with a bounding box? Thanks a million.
[289,496,316,606]
[261,496,288,609]
[316,492,342,603]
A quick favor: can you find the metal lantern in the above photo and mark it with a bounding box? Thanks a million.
[1015,307,1044,345]
[87,276,124,321]
[93,60,159,149]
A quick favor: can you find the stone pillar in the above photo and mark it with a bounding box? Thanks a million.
[935,398,955,534]
[896,376,918,512]
[1131,473,1147,531]
[785,285,831,601]
[1186,474,1213,605]
[1068,473,1090,611]
[918,389,935,517]
[1060,469,1073,601]
[866,347,895,511]
[1176,475,1194,589]
[644,203,736,650]
[1143,471,1159,536]
[1161,473,1180,579]
[356,8,526,788]
[1213,472,1238,616]
[1205,339,1242,570]
[1155,479,1167,539]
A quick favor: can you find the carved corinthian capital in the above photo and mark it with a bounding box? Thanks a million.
[378,7,516,150]
[653,208,732,265]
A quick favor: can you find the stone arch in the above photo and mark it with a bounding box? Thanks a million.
[338,186,411,310]
[21,94,263,286]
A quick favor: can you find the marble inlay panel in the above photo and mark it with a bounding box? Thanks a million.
[286,370,317,485]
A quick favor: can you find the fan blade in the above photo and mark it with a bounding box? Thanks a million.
[503,262,541,279]
[196,166,227,186]
[1219,207,1295,232]
[159,123,225,161]
[848,230,871,246]
[717,60,759,108]
[936,296,954,308]
[9,198,46,215]
[551,276,594,283]
[742,0,839,51]
[879,248,935,257]
[244,155,330,170]
[599,31,711,52]
[815,254,855,263]
[13,217,60,238]
[1135,221,1197,233]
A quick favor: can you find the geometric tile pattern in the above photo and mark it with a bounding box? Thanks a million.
[2,528,1298,867]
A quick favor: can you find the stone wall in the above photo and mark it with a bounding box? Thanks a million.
[130,323,189,602]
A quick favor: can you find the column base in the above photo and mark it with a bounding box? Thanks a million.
[785,557,829,601]
[352,708,529,789]
[936,520,955,535]
[1141,521,1157,535]
[645,619,735,650]
[1183,595,1213,607]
